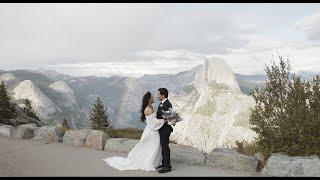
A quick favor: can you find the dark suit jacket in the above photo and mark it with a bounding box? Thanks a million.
[157,99,173,132]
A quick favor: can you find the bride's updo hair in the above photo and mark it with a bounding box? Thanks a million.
[140,91,152,122]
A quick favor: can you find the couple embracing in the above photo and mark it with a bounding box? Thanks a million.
[103,88,173,173]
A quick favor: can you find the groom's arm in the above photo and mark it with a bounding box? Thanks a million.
[163,101,172,111]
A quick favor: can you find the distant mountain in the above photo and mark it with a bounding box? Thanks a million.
[26,68,71,81]
[297,71,320,80]
[235,74,266,95]
[12,80,56,119]
[2,64,318,132]
[0,71,88,129]
[170,57,257,153]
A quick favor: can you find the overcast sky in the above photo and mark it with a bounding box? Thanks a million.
[1,3,320,77]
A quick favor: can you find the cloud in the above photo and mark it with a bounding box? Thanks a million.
[43,59,202,77]
[135,49,206,61]
[295,11,320,41]
[1,4,320,76]
[0,3,262,68]
[142,11,261,54]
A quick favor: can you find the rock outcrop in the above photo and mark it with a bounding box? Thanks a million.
[206,148,258,173]
[0,125,14,137]
[170,57,257,153]
[34,126,62,143]
[63,130,91,146]
[170,143,206,165]
[261,153,320,177]
[12,80,56,119]
[12,123,37,139]
[194,57,240,91]
[84,130,109,150]
[49,81,76,107]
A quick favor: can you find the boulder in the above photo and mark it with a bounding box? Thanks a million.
[54,127,64,143]
[84,130,109,150]
[170,143,206,165]
[206,148,258,173]
[104,138,139,153]
[0,125,14,137]
[63,130,91,146]
[34,126,61,143]
[254,153,266,172]
[261,153,320,177]
[12,123,37,139]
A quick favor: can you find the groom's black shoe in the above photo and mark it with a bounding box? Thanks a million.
[156,165,163,169]
[158,167,171,173]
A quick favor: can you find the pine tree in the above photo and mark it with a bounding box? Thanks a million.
[61,118,70,135]
[62,118,70,129]
[0,80,14,122]
[89,97,110,131]
[23,98,40,120]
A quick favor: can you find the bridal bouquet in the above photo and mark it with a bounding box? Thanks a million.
[161,108,182,126]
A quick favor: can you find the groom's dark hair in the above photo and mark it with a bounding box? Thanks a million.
[158,88,168,98]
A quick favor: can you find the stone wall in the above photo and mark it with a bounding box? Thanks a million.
[1,123,319,176]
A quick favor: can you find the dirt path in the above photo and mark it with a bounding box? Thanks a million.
[0,136,259,176]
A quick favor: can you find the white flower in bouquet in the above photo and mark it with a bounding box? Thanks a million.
[161,108,182,126]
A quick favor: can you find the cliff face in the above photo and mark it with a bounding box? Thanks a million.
[170,57,257,153]
[12,80,56,119]
[49,81,76,107]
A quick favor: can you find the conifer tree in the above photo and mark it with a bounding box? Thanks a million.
[23,98,40,120]
[62,118,70,129]
[0,81,14,122]
[60,118,70,135]
[89,97,110,131]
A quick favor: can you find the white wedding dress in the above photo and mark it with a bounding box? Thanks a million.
[103,112,164,171]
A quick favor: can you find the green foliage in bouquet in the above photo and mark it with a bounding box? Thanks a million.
[249,55,320,157]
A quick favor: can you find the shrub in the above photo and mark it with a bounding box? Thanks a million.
[249,55,320,157]
[105,127,143,139]
[235,140,261,156]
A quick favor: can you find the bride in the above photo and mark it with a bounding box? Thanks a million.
[103,91,165,171]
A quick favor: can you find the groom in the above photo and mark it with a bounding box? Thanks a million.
[156,88,173,173]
